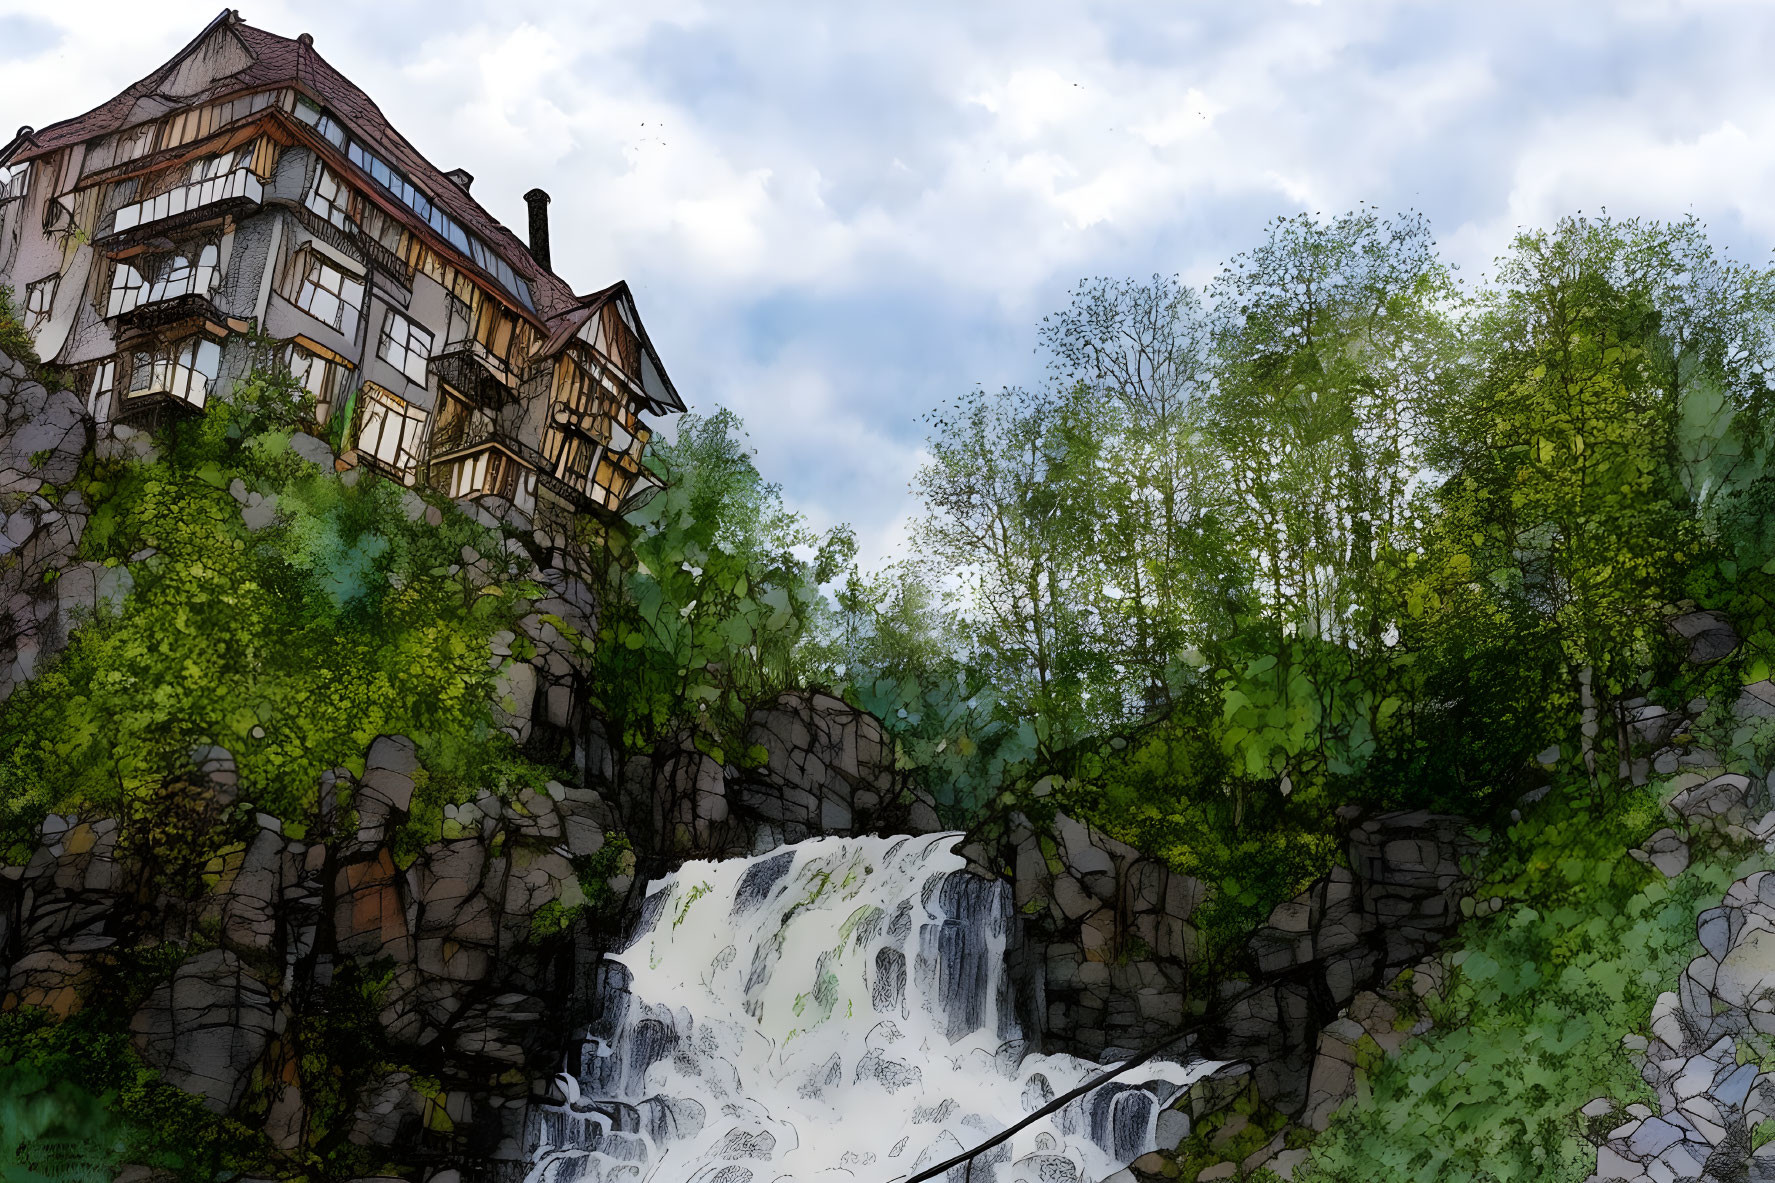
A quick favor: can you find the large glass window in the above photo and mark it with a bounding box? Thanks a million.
[286,250,365,338]
[354,382,430,481]
[106,237,220,318]
[123,337,222,409]
[305,164,352,230]
[285,343,354,425]
[377,310,433,385]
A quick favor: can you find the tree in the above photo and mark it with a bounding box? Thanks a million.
[1425,216,1720,788]
[1202,208,1462,793]
[1039,276,1228,707]
[587,410,854,765]
[911,383,1104,751]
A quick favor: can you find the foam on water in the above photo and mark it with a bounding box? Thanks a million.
[526,833,1211,1183]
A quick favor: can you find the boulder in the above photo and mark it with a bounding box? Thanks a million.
[1668,610,1739,665]
[130,949,277,1113]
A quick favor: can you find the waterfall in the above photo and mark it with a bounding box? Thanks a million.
[526,833,1212,1183]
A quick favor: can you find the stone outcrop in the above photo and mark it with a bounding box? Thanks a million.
[1198,810,1480,1114]
[1589,868,1775,1183]
[0,682,936,1177]
[975,802,1479,1119]
[603,690,941,861]
[0,737,618,1173]
[980,804,1208,1058]
[0,352,94,700]
[1668,609,1740,666]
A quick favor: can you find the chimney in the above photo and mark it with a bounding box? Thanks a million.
[523,188,551,272]
[445,168,474,193]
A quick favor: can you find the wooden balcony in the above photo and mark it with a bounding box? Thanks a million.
[97,167,263,247]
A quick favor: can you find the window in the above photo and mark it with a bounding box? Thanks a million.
[474,301,516,363]
[0,163,28,205]
[446,448,525,501]
[542,355,606,483]
[106,238,220,318]
[295,96,531,310]
[287,251,364,338]
[305,164,352,230]
[285,343,354,424]
[124,337,222,409]
[111,145,265,235]
[588,411,651,510]
[23,276,57,334]
[377,310,433,385]
[431,385,492,454]
[293,96,346,149]
[86,359,116,422]
[115,123,157,165]
[354,382,429,481]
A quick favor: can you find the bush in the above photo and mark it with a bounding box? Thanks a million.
[1296,782,1748,1182]
[0,366,554,856]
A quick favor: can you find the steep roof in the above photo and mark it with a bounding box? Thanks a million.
[5,9,683,407]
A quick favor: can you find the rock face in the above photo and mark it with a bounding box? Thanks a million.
[0,686,942,1176]
[0,739,614,1172]
[1202,811,1479,1114]
[603,690,942,860]
[0,353,94,701]
[981,805,1479,1116]
[1667,609,1740,665]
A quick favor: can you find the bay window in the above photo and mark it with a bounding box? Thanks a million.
[353,382,429,481]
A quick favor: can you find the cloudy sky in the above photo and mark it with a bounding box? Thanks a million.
[4,1,1773,564]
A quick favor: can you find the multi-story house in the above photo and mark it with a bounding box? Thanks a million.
[0,8,684,522]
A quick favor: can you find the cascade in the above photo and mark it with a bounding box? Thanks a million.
[526,833,1212,1183]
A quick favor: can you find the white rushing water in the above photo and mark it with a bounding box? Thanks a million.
[525,833,1212,1183]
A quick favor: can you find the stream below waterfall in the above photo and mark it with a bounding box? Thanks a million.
[524,833,1213,1183]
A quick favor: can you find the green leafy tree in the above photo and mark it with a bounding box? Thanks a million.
[586,409,854,769]
[1426,216,1729,789]
[911,383,1107,752]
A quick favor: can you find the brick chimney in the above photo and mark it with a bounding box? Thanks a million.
[523,188,551,272]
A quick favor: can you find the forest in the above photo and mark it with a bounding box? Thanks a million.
[596,210,1775,936]
[4,208,1775,1181]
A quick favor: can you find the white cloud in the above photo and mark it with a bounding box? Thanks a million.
[6,0,1775,563]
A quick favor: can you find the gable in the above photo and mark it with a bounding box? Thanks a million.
[159,24,255,99]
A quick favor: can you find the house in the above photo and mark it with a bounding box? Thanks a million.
[0,9,685,522]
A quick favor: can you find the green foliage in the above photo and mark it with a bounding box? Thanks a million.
[590,410,853,771]
[572,830,635,913]
[1296,782,1747,1183]
[0,285,42,372]
[292,958,403,1177]
[0,1064,126,1183]
[1166,1085,1292,1181]
[530,899,586,940]
[0,362,548,849]
[0,949,265,1183]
